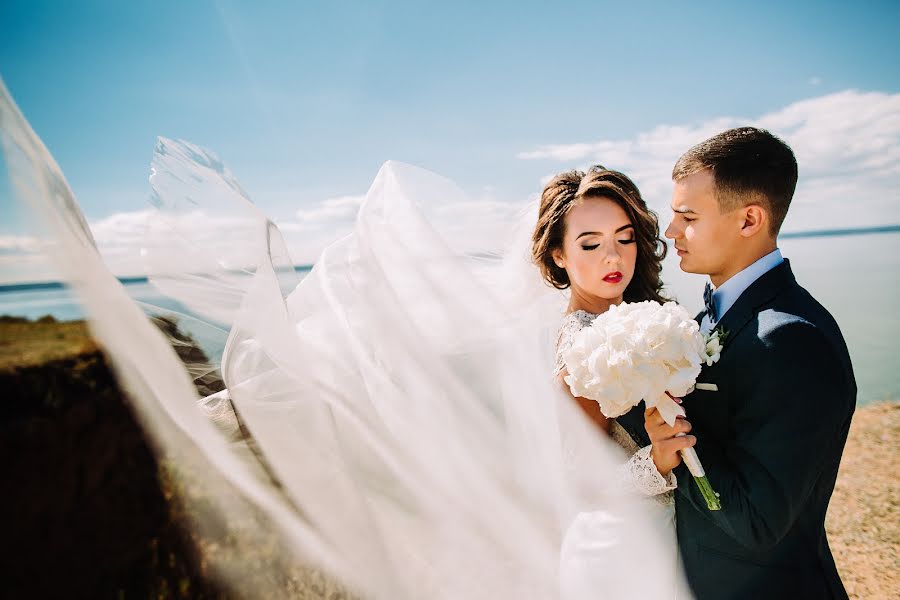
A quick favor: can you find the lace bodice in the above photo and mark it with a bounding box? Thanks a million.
[556,310,676,501]
[555,310,596,377]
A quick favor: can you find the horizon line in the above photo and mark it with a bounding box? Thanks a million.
[2,223,898,292]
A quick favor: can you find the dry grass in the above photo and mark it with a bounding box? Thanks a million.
[827,402,900,599]
[0,316,97,371]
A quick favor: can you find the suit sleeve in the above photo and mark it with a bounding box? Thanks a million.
[674,320,853,551]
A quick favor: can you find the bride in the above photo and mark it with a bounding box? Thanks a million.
[535,166,692,597]
[1,81,690,598]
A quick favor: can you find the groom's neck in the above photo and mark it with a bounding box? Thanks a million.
[710,238,778,288]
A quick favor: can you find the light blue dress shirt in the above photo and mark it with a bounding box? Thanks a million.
[700,248,784,333]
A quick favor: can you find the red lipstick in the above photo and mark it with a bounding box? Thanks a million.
[603,271,623,284]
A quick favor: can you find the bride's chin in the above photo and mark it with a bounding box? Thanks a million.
[591,286,627,301]
[582,290,626,308]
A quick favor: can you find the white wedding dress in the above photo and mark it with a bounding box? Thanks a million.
[1,80,689,599]
[555,310,681,599]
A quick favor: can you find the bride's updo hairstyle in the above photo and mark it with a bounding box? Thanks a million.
[531,165,669,303]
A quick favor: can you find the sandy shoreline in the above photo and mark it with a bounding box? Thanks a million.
[827,401,899,598]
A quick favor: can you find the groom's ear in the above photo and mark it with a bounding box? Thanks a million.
[738,204,768,238]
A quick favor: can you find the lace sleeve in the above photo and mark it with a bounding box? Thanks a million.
[555,311,596,376]
[620,445,677,499]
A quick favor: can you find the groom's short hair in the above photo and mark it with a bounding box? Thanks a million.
[672,127,798,235]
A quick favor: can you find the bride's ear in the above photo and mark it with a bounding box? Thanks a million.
[739,204,768,238]
[551,248,565,269]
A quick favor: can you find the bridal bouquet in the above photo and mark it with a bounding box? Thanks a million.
[562,301,722,510]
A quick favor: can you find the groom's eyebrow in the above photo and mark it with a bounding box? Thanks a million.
[576,224,633,240]
[672,206,698,215]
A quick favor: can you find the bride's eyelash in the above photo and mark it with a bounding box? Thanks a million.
[582,238,635,250]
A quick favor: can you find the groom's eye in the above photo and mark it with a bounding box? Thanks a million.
[683,217,696,223]
[581,243,600,251]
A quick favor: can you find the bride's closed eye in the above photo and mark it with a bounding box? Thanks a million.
[581,238,635,250]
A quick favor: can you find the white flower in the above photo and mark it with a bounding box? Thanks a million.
[702,329,724,366]
[562,300,712,423]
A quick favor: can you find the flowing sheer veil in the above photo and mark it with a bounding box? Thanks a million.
[1,79,683,598]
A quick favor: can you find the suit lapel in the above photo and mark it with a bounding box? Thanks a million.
[711,259,796,355]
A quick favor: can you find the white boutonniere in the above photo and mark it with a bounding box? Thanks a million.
[701,326,727,366]
[691,327,727,392]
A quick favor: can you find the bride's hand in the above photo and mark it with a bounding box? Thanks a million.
[644,406,696,477]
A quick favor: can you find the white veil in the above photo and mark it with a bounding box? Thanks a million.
[1,79,684,598]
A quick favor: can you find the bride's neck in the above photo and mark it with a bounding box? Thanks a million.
[567,288,623,315]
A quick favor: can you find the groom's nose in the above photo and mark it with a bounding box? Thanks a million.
[664,220,680,240]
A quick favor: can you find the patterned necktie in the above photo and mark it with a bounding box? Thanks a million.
[703,281,717,324]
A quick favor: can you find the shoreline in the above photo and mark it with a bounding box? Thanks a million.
[826,401,899,598]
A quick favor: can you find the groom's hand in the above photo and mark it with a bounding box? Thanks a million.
[645,407,696,477]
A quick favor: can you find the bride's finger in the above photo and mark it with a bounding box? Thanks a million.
[662,435,697,453]
[671,418,692,435]
[643,408,666,429]
[646,416,691,443]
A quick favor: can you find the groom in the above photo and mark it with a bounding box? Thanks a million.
[625,127,856,599]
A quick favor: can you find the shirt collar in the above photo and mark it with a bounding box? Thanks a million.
[712,248,784,321]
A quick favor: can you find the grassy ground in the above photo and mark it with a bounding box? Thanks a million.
[0,315,97,370]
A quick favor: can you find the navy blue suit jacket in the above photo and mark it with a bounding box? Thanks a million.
[617,260,855,599]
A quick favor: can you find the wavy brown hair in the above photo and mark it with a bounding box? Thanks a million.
[531,165,669,303]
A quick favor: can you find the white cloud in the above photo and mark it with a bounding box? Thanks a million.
[0,192,368,281]
[0,235,61,284]
[0,234,45,255]
[89,209,155,247]
[0,253,59,284]
[294,194,365,225]
[0,209,314,283]
[517,90,900,232]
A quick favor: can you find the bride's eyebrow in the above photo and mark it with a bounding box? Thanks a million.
[575,224,634,240]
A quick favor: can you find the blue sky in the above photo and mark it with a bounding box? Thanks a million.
[1,0,899,281]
